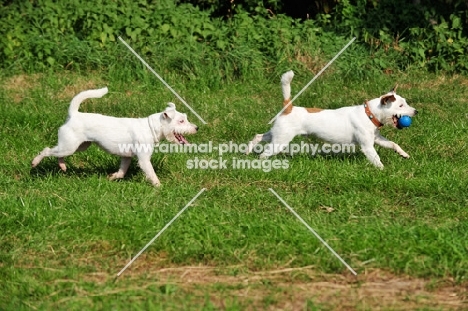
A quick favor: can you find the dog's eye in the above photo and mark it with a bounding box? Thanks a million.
[179,120,185,123]
[399,104,403,107]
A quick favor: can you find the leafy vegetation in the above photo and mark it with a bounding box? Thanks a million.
[1,0,467,76]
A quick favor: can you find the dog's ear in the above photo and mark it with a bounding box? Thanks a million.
[163,110,175,120]
[380,94,396,105]
[163,103,176,120]
[389,84,398,93]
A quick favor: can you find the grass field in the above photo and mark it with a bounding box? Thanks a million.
[1,64,468,310]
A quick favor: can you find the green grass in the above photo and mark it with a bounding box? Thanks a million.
[1,67,468,310]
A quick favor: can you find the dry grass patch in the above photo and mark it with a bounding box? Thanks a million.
[0,72,107,103]
[14,248,466,309]
[109,254,467,310]
[1,73,42,103]
[128,264,467,310]
[406,74,468,94]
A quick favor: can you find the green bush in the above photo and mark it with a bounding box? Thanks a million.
[0,0,184,71]
[400,11,468,72]
[325,0,468,73]
[0,0,325,84]
[1,0,467,78]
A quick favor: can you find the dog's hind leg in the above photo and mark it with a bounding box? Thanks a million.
[32,143,81,171]
[32,145,75,171]
[56,142,92,171]
[32,133,89,171]
[374,134,410,158]
[32,147,51,168]
[108,157,132,181]
[246,132,272,155]
[260,132,294,159]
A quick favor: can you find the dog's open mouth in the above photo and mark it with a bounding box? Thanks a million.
[174,132,190,145]
[393,115,403,129]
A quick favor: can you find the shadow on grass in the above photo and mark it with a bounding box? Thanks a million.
[28,157,169,182]
[257,148,363,163]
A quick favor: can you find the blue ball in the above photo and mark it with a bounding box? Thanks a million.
[398,115,412,127]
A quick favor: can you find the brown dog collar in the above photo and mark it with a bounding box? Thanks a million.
[364,101,383,128]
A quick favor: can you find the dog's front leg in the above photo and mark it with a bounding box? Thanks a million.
[374,134,410,158]
[109,157,132,181]
[360,143,384,169]
[137,155,161,187]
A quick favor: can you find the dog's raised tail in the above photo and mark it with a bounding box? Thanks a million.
[68,87,108,115]
[281,70,294,114]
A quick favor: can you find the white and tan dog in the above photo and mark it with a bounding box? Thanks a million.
[32,87,198,186]
[247,71,417,168]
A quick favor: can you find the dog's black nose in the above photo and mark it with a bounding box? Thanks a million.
[414,110,418,115]
[195,126,199,132]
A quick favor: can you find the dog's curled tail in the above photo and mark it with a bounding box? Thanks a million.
[281,70,294,114]
[68,87,109,115]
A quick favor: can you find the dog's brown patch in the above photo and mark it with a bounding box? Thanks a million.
[282,98,293,115]
[282,102,322,115]
[380,94,396,105]
[305,107,323,113]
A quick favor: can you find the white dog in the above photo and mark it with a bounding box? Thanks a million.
[32,87,198,186]
[247,71,418,168]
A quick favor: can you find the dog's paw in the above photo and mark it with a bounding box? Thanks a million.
[400,152,410,159]
[148,177,161,187]
[31,156,42,167]
[108,173,117,181]
[374,162,384,170]
[58,158,67,172]
[108,172,126,181]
